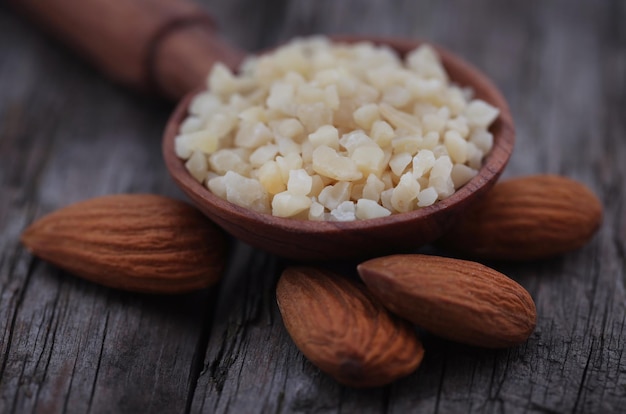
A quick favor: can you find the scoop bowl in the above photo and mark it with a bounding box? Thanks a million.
[163,36,515,260]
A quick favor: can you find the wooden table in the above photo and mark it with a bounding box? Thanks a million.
[1,0,624,412]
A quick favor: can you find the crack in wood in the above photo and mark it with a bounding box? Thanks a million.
[86,310,109,414]
[572,337,595,413]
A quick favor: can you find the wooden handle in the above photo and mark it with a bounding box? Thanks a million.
[9,0,246,100]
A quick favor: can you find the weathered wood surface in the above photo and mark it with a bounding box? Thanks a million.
[1,0,625,412]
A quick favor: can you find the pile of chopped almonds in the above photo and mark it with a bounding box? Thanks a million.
[175,36,499,221]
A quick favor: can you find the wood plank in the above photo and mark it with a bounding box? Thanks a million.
[190,0,626,413]
[1,0,625,412]
[0,8,212,413]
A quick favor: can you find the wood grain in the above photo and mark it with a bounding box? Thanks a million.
[1,0,625,413]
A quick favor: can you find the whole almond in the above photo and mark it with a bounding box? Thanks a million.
[21,194,227,293]
[358,254,536,348]
[276,266,424,388]
[439,174,603,261]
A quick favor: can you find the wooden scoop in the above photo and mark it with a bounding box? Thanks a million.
[11,0,515,260]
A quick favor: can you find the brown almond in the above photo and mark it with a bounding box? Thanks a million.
[276,266,424,388]
[21,194,227,293]
[358,254,536,348]
[439,174,603,261]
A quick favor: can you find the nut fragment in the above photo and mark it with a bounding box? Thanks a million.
[176,37,499,220]
[438,174,603,260]
[21,194,227,293]
[358,254,537,348]
[276,266,424,387]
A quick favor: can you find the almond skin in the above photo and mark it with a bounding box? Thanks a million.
[439,174,603,261]
[276,266,424,388]
[21,194,227,293]
[358,254,536,348]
